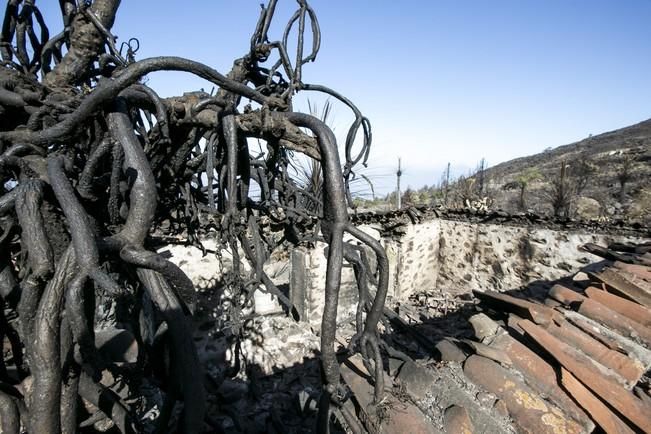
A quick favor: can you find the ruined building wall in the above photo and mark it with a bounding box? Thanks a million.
[290,217,646,327]
[158,216,647,329]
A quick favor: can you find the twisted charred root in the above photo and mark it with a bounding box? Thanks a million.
[0,1,387,432]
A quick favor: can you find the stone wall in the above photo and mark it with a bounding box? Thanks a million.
[416,220,641,295]
[291,218,647,328]
[157,218,648,329]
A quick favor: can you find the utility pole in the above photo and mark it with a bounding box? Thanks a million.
[444,162,450,205]
[396,157,402,209]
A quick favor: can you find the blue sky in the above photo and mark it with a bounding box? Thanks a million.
[39,1,651,195]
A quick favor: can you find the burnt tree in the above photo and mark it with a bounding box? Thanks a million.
[0,1,388,433]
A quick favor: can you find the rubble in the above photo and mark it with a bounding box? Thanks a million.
[456,242,651,433]
[154,218,651,433]
[339,354,437,434]
[332,240,651,433]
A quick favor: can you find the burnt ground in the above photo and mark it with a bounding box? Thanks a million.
[189,283,325,434]
[185,281,510,434]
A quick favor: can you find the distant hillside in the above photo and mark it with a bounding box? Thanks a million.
[482,118,651,223]
[359,118,651,223]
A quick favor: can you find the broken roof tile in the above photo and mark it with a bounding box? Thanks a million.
[546,317,644,386]
[468,313,500,341]
[489,332,593,431]
[472,290,559,325]
[443,405,474,434]
[560,368,635,434]
[580,243,644,264]
[584,286,651,327]
[589,269,651,307]
[464,355,584,434]
[549,284,586,306]
[563,310,651,367]
[613,261,651,281]
[519,319,651,432]
[577,298,651,348]
[462,339,512,366]
[609,267,651,292]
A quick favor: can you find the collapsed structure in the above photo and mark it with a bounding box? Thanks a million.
[162,208,651,433]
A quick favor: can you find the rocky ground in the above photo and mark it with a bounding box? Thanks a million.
[175,274,529,433]
[186,283,490,433]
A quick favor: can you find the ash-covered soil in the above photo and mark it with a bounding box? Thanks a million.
[184,278,516,433]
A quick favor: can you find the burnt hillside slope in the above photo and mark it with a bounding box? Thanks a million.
[482,118,651,223]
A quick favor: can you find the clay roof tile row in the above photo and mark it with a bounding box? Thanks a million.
[467,242,651,433]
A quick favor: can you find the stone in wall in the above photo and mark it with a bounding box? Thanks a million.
[432,221,642,294]
[157,238,227,291]
[158,217,647,330]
